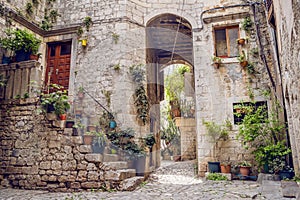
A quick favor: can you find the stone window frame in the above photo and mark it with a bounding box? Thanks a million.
[213,25,240,58]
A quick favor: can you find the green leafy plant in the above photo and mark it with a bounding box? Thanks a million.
[143,133,156,148]
[49,10,60,23]
[237,51,247,63]
[0,28,41,55]
[206,173,228,181]
[92,131,107,148]
[239,161,251,167]
[130,64,149,125]
[237,103,291,173]
[40,84,70,115]
[25,2,33,15]
[83,16,92,31]
[246,63,255,74]
[212,56,222,63]
[242,17,253,32]
[112,32,119,44]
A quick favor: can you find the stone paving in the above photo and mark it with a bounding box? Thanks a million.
[0,160,298,200]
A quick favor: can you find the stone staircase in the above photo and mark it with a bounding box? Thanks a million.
[48,115,146,191]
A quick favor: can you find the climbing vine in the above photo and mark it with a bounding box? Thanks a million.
[129,64,149,125]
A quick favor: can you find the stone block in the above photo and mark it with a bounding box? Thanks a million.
[103,161,128,170]
[48,140,61,149]
[120,176,145,191]
[103,154,119,162]
[70,182,81,189]
[88,171,99,181]
[87,163,97,171]
[105,169,136,181]
[85,154,103,163]
[79,145,92,153]
[281,181,299,198]
[51,161,62,170]
[48,175,57,181]
[62,160,76,171]
[81,182,101,189]
[40,161,51,170]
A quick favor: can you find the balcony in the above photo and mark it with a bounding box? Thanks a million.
[0,60,42,100]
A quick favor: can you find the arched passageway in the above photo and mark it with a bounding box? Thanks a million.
[145,14,196,165]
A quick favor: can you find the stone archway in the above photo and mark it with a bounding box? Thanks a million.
[145,13,196,164]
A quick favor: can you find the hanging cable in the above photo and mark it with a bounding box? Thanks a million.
[170,0,186,62]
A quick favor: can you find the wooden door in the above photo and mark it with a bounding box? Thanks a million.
[45,42,71,90]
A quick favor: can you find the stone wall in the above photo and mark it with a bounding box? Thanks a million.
[0,98,136,191]
[271,0,300,175]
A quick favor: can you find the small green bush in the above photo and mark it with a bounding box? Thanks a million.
[206,173,228,181]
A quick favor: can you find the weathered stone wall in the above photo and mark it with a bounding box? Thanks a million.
[175,118,196,161]
[271,0,300,175]
[0,98,133,191]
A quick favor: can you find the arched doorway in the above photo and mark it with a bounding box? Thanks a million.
[146,14,195,164]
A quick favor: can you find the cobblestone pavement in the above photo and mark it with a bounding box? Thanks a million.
[0,160,297,200]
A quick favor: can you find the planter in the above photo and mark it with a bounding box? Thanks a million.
[237,38,246,45]
[208,161,221,173]
[87,125,97,132]
[81,39,87,46]
[134,156,146,176]
[2,56,10,64]
[15,49,31,62]
[109,120,117,129]
[213,62,220,69]
[220,164,231,173]
[279,170,295,180]
[29,54,39,61]
[173,155,181,162]
[83,135,94,145]
[59,114,67,120]
[92,142,105,154]
[66,120,75,128]
[72,128,79,136]
[240,61,248,68]
[171,108,181,118]
[240,166,251,176]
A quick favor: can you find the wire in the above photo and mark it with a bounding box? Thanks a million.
[170,0,186,62]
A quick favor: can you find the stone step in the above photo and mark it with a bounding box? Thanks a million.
[103,161,128,170]
[105,169,136,181]
[119,176,145,191]
[103,154,119,162]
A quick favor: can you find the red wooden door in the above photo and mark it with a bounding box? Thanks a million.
[45,42,71,90]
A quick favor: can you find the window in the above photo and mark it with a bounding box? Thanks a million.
[214,26,239,58]
[233,101,268,124]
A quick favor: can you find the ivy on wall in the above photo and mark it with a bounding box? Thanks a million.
[129,64,149,125]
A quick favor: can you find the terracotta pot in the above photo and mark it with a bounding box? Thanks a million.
[220,164,231,173]
[240,166,251,176]
[87,125,96,132]
[213,62,220,69]
[59,114,67,120]
[240,61,248,68]
[29,54,39,61]
[83,135,94,145]
[171,109,181,118]
[237,38,246,45]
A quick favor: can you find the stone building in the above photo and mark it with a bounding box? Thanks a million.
[264,0,300,175]
[0,0,298,191]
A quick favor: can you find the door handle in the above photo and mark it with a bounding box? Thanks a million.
[56,69,59,75]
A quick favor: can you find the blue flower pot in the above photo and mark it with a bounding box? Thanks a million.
[109,120,117,129]
[208,161,221,173]
[15,50,31,62]
[2,56,10,64]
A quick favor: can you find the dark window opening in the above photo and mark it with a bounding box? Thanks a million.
[233,101,268,124]
[60,43,71,55]
[214,26,239,58]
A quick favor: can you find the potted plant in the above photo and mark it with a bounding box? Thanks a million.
[236,38,247,45]
[92,131,107,153]
[0,28,41,62]
[40,84,70,119]
[83,131,96,145]
[212,56,222,69]
[239,161,251,176]
[220,158,231,173]
[203,120,229,173]
[237,51,248,67]
[279,166,295,180]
